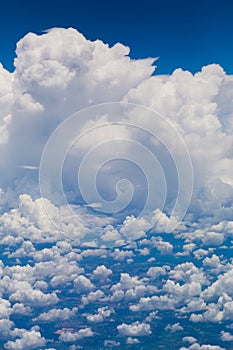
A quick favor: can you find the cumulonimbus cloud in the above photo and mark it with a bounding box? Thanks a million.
[0,27,232,246]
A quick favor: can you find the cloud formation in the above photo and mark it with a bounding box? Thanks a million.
[0,27,232,349]
[0,28,232,241]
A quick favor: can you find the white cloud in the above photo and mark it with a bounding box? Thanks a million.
[92,265,112,280]
[165,323,184,332]
[117,321,151,337]
[86,306,112,323]
[59,327,93,342]
[33,307,78,322]
[4,329,46,350]
[221,331,233,341]
[126,337,140,344]
[179,344,225,350]
[81,290,105,306]
[183,337,197,345]
[74,275,95,293]
[104,340,120,347]
[130,294,175,312]
[0,27,232,247]
[120,216,151,241]
[9,288,58,307]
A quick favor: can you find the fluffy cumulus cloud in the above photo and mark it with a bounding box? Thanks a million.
[0,27,232,232]
[0,27,232,349]
[33,307,78,322]
[4,329,46,350]
[117,321,152,337]
[59,327,94,342]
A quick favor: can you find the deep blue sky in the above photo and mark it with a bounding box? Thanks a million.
[1,0,233,75]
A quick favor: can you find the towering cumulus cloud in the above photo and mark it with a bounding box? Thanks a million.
[0,28,232,349]
[0,28,232,232]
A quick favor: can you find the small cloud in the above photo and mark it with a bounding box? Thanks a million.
[19,165,39,170]
[85,202,103,209]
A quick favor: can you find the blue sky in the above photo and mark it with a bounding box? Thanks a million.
[1,0,233,74]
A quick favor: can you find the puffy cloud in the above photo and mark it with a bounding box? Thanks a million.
[110,248,134,261]
[0,319,14,337]
[130,294,175,312]
[0,28,155,202]
[0,195,62,243]
[202,232,225,247]
[193,249,210,260]
[165,323,184,332]
[120,216,151,241]
[81,290,105,306]
[0,64,13,145]
[92,265,112,280]
[9,288,58,307]
[0,298,12,318]
[147,265,170,279]
[126,66,233,222]
[86,306,112,323]
[101,226,122,242]
[126,337,140,344]
[179,344,225,350]
[183,337,197,345]
[221,331,233,341]
[110,272,157,303]
[59,327,93,342]
[14,28,154,105]
[0,27,232,246]
[168,262,208,285]
[11,303,32,315]
[150,236,173,254]
[4,329,46,350]
[151,209,179,233]
[74,275,95,293]
[117,321,151,337]
[33,307,78,322]
[202,268,233,300]
[104,340,120,347]
[203,254,221,268]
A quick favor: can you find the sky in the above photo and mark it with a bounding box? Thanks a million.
[1,2,233,350]
[1,0,233,74]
